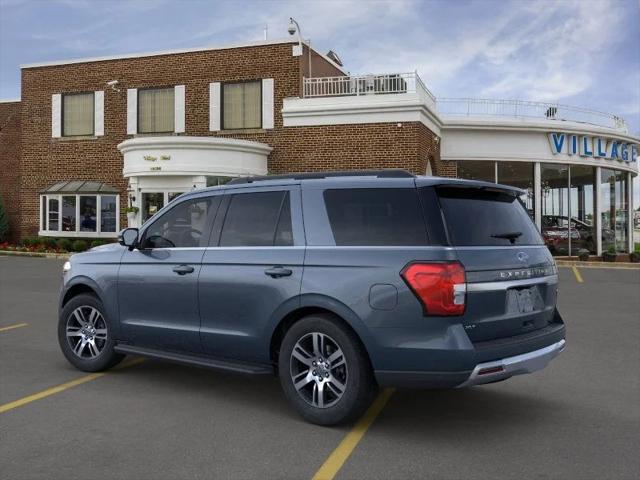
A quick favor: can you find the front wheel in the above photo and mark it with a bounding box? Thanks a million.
[278,314,376,425]
[58,293,124,372]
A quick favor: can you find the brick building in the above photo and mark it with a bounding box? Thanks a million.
[0,37,637,254]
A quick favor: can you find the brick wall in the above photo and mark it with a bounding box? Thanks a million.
[0,101,21,241]
[16,41,442,240]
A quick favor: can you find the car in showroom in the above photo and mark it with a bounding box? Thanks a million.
[58,170,566,425]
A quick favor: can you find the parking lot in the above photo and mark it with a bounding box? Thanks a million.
[1,256,639,480]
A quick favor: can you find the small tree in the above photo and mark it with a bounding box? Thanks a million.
[0,195,9,242]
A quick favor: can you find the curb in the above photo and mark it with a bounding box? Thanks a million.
[0,250,70,260]
[556,260,640,270]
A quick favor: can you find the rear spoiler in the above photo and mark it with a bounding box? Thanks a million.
[415,176,525,196]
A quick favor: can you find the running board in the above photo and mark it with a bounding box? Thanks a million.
[114,344,274,375]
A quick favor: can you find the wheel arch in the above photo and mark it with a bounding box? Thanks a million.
[268,294,376,367]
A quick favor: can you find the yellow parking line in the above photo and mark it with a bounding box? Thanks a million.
[572,266,584,283]
[0,357,145,414]
[312,388,395,480]
[0,323,28,333]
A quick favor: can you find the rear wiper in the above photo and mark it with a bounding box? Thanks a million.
[490,231,522,244]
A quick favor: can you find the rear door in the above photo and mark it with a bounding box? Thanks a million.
[198,185,305,364]
[431,185,558,342]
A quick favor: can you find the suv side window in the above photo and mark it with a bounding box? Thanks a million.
[323,188,428,246]
[219,191,293,247]
[142,197,216,248]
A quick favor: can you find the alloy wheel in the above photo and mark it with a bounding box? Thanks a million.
[65,306,108,359]
[289,332,348,408]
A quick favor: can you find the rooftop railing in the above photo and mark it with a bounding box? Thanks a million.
[437,98,628,132]
[303,72,436,103]
[302,73,627,132]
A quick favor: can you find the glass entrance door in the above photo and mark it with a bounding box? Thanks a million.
[142,192,165,222]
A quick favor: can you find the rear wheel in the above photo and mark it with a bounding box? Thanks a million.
[58,293,124,372]
[278,314,376,425]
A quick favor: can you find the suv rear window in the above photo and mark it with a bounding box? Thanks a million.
[323,188,428,246]
[437,187,543,246]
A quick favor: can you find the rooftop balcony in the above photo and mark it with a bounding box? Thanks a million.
[302,73,628,133]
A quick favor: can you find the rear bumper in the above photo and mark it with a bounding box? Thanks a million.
[456,339,566,388]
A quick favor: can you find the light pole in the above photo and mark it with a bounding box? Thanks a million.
[288,17,312,92]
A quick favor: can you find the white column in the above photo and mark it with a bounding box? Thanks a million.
[628,172,633,253]
[595,167,602,256]
[534,162,542,231]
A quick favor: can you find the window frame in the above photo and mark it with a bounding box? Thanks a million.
[139,195,219,250]
[61,91,95,137]
[39,193,120,238]
[221,80,263,131]
[136,86,176,134]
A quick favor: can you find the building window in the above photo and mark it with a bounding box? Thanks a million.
[601,169,629,253]
[457,160,496,183]
[40,192,119,237]
[222,81,261,130]
[497,162,535,218]
[63,92,94,136]
[138,87,175,133]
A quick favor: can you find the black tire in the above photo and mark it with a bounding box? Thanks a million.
[278,314,377,426]
[58,293,124,372]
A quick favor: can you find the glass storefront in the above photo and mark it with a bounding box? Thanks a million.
[497,162,535,218]
[457,160,632,256]
[142,192,165,222]
[601,169,629,253]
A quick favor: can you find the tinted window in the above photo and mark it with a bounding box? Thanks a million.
[323,188,428,246]
[437,187,543,246]
[220,191,292,247]
[143,197,215,248]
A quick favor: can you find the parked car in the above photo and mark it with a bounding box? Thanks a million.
[58,170,566,425]
[542,215,615,255]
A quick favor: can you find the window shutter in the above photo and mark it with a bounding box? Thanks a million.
[127,88,137,134]
[209,82,221,131]
[174,85,185,133]
[94,91,104,136]
[51,94,61,138]
[262,78,274,129]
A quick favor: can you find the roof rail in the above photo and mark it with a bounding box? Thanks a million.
[227,169,414,185]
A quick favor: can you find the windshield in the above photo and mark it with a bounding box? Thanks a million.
[436,187,544,247]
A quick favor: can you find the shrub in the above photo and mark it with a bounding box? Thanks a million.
[71,239,88,252]
[90,239,106,248]
[57,238,73,251]
[40,237,58,249]
[577,249,589,261]
[0,195,9,242]
[21,237,36,247]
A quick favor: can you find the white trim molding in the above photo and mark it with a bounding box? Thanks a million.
[174,85,186,133]
[118,136,271,178]
[94,90,104,136]
[262,78,275,129]
[209,82,221,131]
[127,88,137,135]
[51,94,62,138]
[282,93,442,135]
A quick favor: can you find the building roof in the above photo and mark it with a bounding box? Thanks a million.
[19,38,346,74]
[41,181,119,194]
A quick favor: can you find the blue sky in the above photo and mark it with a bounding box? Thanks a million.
[1,0,639,202]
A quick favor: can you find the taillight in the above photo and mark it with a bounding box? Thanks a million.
[401,262,466,316]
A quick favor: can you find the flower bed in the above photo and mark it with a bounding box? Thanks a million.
[0,237,115,254]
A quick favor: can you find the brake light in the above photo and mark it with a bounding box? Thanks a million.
[401,262,466,316]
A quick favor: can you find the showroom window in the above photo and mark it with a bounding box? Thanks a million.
[601,169,629,253]
[39,181,120,237]
[222,81,261,130]
[497,162,535,218]
[62,92,94,136]
[138,87,175,133]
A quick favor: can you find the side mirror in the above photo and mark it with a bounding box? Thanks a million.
[118,228,139,250]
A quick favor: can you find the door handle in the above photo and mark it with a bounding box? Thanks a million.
[264,266,292,278]
[172,264,195,275]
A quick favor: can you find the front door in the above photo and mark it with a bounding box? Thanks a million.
[118,194,220,353]
[199,186,305,364]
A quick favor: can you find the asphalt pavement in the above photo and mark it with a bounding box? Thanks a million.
[0,256,638,480]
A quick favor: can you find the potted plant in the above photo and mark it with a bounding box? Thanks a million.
[125,206,139,226]
[603,245,617,262]
[577,249,590,261]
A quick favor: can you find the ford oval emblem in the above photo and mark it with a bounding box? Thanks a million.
[517,252,529,263]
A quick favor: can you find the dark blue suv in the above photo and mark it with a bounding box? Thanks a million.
[58,170,566,425]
